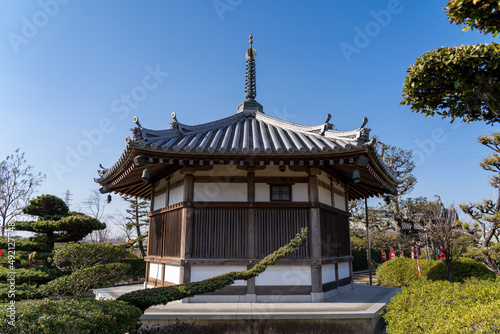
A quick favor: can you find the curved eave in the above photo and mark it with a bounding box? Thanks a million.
[96,146,399,201]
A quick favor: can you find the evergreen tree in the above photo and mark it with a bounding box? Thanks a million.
[0,194,105,300]
[122,196,149,258]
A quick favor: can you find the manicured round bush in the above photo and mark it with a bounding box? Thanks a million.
[384,280,500,333]
[427,257,496,282]
[376,257,435,288]
[0,298,141,334]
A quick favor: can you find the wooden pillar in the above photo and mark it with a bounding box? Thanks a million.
[164,176,170,207]
[247,167,256,259]
[308,167,322,299]
[145,262,150,285]
[179,167,195,285]
[161,263,165,287]
[330,176,335,208]
[335,262,339,295]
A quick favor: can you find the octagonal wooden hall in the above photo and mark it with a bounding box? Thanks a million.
[95,35,400,303]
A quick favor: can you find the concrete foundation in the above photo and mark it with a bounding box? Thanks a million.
[95,283,399,334]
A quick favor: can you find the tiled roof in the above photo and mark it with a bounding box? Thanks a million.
[95,110,401,186]
[127,110,373,156]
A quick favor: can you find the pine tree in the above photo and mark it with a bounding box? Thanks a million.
[0,194,105,300]
[122,196,149,258]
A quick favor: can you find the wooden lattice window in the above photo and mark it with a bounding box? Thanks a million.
[270,184,291,201]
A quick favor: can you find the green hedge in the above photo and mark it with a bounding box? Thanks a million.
[384,280,500,333]
[427,257,496,282]
[376,257,434,288]
[376,257,497,288]
[0,298,141,334]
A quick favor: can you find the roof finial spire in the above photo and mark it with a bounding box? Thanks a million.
[245,31,257,100]
[237,32,263,114]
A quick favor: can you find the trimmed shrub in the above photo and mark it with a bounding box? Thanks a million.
[376,257,435,288]
[38,263,130,297]
[384,280,500,333]
[119,258,146,282]
[427,257,496,282]
[0,298,141,334]
[52,243,131,272]
[0,283,42,302]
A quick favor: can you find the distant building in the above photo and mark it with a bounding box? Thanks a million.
[95,34,400,302]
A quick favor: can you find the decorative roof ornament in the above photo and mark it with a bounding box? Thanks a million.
[245,32,257,100]
[237,32,264,114]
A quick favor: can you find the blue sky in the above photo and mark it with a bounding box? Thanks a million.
[0,0,497,220]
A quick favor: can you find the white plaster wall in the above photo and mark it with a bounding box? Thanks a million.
[153,192,166,211]
[149,263,162,280]
[317,171,329,184]
[193,183,247,202]
[168,186,184,205]
[156,178,168,190]
[338,262,350,279]
[255,165,302,177]
[334,194,346,211]
[255,266,311,286]
[163,264,181,284]
[255,183,269,202]
[190,266,247,286]
[318,187,331,206]
[193,165,245,177]
[322,264,336,283]
[169,170,184,184]
[292,183,308,202]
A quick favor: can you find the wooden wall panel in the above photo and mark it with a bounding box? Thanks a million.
[255,209,310,258]
[147,209,182,258]
[192,209,247,258]
[163,209,182,257]
[320,209,351,258]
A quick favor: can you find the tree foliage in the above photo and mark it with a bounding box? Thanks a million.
[459,131,500,274]
[0,149,44,236]
[0,299,141,334]
[402,1,500,124]
[0,195,106,299]
[52,242,131,272]
[402,43,500,124]
[3,195,106,253]
[121,196,149,257]
[38,263,130,298]
[39,243,137,297]
[118,228,309,312]
[446,0,500,36]
[384,280,500,334]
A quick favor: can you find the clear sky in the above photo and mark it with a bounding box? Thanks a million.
[0,0,497,221]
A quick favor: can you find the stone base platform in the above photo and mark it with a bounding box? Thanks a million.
[95,283,399,334]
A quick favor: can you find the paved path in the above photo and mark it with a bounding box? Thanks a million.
[353,270,378,285]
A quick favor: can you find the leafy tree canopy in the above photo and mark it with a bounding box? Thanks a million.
[446,0,500,36]
[402,43,500,124]
[402,0,500,124]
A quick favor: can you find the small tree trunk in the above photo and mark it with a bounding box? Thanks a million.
[445,258,454,282]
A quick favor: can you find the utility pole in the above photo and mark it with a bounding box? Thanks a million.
[365,197,372,285]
